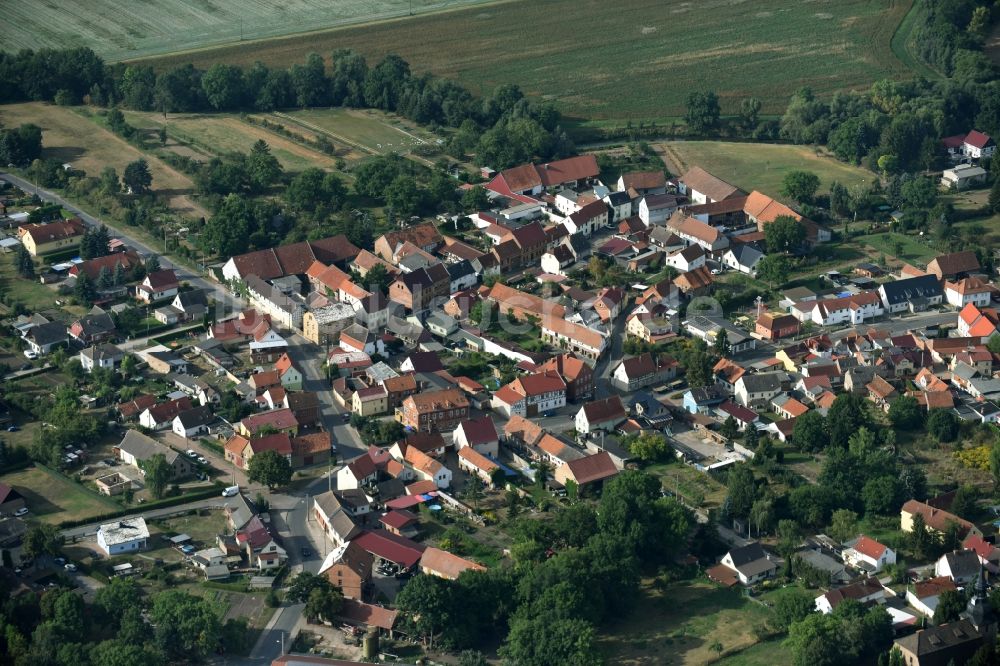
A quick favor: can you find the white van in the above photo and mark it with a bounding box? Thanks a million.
[221,485,240,497]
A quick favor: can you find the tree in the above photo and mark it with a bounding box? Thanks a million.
[246,139,282,193]
[150,590,223,661]
[74,272,97,305]
[141,453,172,499]
[625,431,670,463]
[597,470,691,564]
[826,393,869,449]
[739,97,762,130]
[829,181,851,218]
[888,395,923,430]
[786,612,849,666]
[989,177,1000,214]
[713,328,730,356]
[394,573,457,649]
[933,589,965,625]
[726,464,756,521]
[750,498,774,536]
[862,476,902,516]
[502,612,602,666]
[773,589,815,630]
[201,63,245,110]
[792,410,828,451]
[828,509,859,543]
[304,583,344,624]
[927,409,959,442]
[22,522,64,559]
[950,485,976,519]
[720,415,738,441]
[781,171,820,204]
[461,185,491,212]
[756,254,791,287]
[685,91,721,134]
[764,215,806,253]
[247,449,293,489]
[908,513,933,560]
[15,244,34,278]
[991,442,1000,490]
[123,159,152,194]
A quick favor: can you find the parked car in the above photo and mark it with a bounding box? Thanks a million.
[6,425,18,432]
[197,456,207,465]
[186,450,197,458]
[64,563,77,572]
[13,508,28,517]
[23,350,37,360]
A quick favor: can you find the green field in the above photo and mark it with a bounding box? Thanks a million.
[855,231,938,264]
[0,0,496,62]
[278,108,438,159]
[662,141,874,196]
[2,466,119,525]
[142,0,913,121]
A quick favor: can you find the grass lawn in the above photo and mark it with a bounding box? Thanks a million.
[0,103,208,220]
[0,252,85,319]
[2,465,119,525]
[597,579,775,665]
[142,0,914,121]
[660,141,873,195]
[717,637,793,666]
[149,509,229,546]
[646,463,727,511]
[854,231,939,264]
[279,108,438,161]
[123,111,339,172]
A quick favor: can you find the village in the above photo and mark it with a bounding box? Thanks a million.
[1,124,1000,665]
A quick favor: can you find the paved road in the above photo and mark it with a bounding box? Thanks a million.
[60,496,230,540]
[594,301,630,399]
[1,172,236,317]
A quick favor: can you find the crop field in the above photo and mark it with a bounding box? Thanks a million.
[122,111,339,171]
[0,0,497,62]
[0,103,208,219]
[660,140,873,196]
[143,0,913,121]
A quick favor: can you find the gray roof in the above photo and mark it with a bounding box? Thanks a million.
[81,343,123,362]
[879,275,943,306]
[739,372,784,393]
[175,289,208,309]
[729,244,763,267]
[605,191,632,206]
[446,259,475,281]
[728,542,770,567]
[225,493,258,531]
[27,322,68,346]
[175,406,214,429]
[944,550,982,579]
[117,430,179,466]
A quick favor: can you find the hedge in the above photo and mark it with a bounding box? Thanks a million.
[58,483,223,528]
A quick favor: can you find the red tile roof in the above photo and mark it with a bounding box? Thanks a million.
[352,530,425,568]
[457,416,498,447]
[563,451,619,485]
[850,535,887,560]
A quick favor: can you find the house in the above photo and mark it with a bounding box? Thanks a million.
[744,190,830,246]
[0,484,26,515]
[245,275,304,330]
[807,292,884,327]
[935,550,982,585]
[352,530,426,571]
[564,200,609,237]
[191,547,230,580]
[683,386,726,414]
[68,306,117,346]
[221,235,359,283]
[677,167,742,205]
[927,250,981,281]
[274,353,304,390]
[722,243,764,276]
[666,212,729,253]
[673,266,714,296]
[942,129,996,160]
[380,510,420,539]
[814,579,887,614]
[963,534,1000,568]
[156,289,209,324]
[945,277,993,308]
[718,400,760,431]
[894,619,986,666]
[638,194,679,226]
[458,446,501,485]
[734,373,784,409]
[535,433,585,467]
[291,432,331,468]
[453,416,499,457]
[708,542,776,586]
[611,353,678,392]
[901,500,980,538]
[117,394,157,422]
[388,264,450,312]
[96,517,149,556]
[397,388,469,433]
[755,312,800,341]
[339,323,384,357]
[319,541,373,600]
[626,311,676,344]
[69,250,142,282]
[575,396,627,435]
[537,353,594,402]
[446,260,478,293]
[402,445,452,488]
[17,218,85,256]
[878,275,944,313]
[617,171,666,196]
[492,371,566,418]
[866,375,898,411]
[79,343,124,372]
[685,315,757,356]
[138,396,193,431]
[135,269,180,303]
[906,576,958,618]
[239,408,299,438]
[171,406,214,439]
[554,450,619,489]
[842,535,896,573]
[420,546,485,580]
[665,245,706,273]
[314,491,363,548]
[486,282,564,322]
[115,430,193,478]
[302,303,357,345]
[942,164,989,190]
[540,315,607,359]
[374,223,443,262]
[486,155,599,198]
[24,321,68,355]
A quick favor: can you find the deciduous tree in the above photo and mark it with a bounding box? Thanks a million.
[123,159,152,194]
[781,170,820,204]
[247,449,293,489]
[141,453,172,499]
[764,215,806,254]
